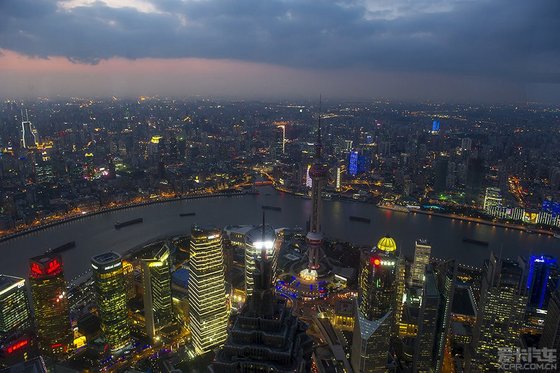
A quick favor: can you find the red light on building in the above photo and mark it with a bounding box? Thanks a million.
[6,339,29,354]
[29,255,63,278]
[46,259,61,275]
[370,257,381,267]
[51,343,63,349]
[30,262,44,277]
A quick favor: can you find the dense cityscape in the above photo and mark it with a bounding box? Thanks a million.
[0,0,559,371]
[0,98,559,372]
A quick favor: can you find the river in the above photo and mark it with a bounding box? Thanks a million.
[1,186,558,279]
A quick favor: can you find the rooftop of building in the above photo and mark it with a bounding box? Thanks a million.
[91,251,121,266]
[0,274,25,292]
[376,236,397,252]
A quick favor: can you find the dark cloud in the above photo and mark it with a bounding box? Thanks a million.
[0,0,559,82]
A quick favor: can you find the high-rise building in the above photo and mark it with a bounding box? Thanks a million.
[466,157,485,201]
[413,266,440,373]
[469,254,527,372]
[244,224,279,298]
[20,109,40,149]
[483,187,502,211]
[410,239,432,287]
[0,276,31,337]
[0,275,33,365]
[540,287,560,351]
[91,252,130,354]
[28,254,72,357]
[188,226,228,355]
[211,254,312,373]
[433,155,449,193]
[141,243,173,343]
[525,255,559,312]
[433,260,457,373]
[351,236,398,373]
[461,137,472,152]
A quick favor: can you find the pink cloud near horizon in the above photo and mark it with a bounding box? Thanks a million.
[0,49,533,103]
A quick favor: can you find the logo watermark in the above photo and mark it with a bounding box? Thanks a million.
[498,347,557,371]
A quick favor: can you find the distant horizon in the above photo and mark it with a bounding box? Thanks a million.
[1,0,559,104]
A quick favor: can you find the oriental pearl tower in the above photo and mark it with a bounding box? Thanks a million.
[300,110,328,281]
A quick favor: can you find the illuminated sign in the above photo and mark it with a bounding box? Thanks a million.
[6,339,28,354]
[30,257,62,278]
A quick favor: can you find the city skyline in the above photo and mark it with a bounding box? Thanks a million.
[0,0,559,103]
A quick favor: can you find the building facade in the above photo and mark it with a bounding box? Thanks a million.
[469,254,527,372]
[142,243,173,343]
[188,226,228,355]
[91,252,130,354]
[410,239,432,287]
[29,254,72,357]
[351,236,398,373]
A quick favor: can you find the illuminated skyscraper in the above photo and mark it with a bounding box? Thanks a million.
[410,239,432,287]
[483,187,502,211]
[352,236,398,373]
[29,254,72,357]
[188,226,228,355]
[244,224,279,297]
[20,109,40,149]
[141,243,173,343]
[469,254,527,372]
[433,260,457,373]
[525,255,559,312]
[0,275,33,365]
[91,252,130,354]
[0,276,31,337]
[211,254,312,373]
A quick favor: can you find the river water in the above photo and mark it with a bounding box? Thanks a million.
[1,187,558,279]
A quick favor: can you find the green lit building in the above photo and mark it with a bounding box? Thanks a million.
[189,226,228,355]
[91,252,130,354]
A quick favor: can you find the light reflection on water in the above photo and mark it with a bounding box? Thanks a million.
[0,186,557,278]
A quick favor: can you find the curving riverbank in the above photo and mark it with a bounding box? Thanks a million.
[0,190,253,244]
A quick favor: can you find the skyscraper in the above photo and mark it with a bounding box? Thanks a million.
[0,276,31,337]
[141,243,173,343]
[28,254,72,358]
[469,254,527,372]
[244,224,278,298]
[413,266,440,373]
[483,187,502,211]
[0,275,33,365]
[410,239,432,287]
[433,260,457,373]
[540,287,560,351]
[91,252,130,354]
[20,109,40,149]
[351,236,398,373]
[525,255,559,312]
[211,253,312,373]
[188,226,228,355]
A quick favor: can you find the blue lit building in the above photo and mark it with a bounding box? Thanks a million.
[431,120,440,134]
[542,200,560,217]
[526,255,559,312]
[348,150,370,177]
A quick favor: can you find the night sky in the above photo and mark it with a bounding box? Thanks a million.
[0,0,558,103]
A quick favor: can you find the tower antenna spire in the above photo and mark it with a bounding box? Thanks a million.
[316,95,322,159]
